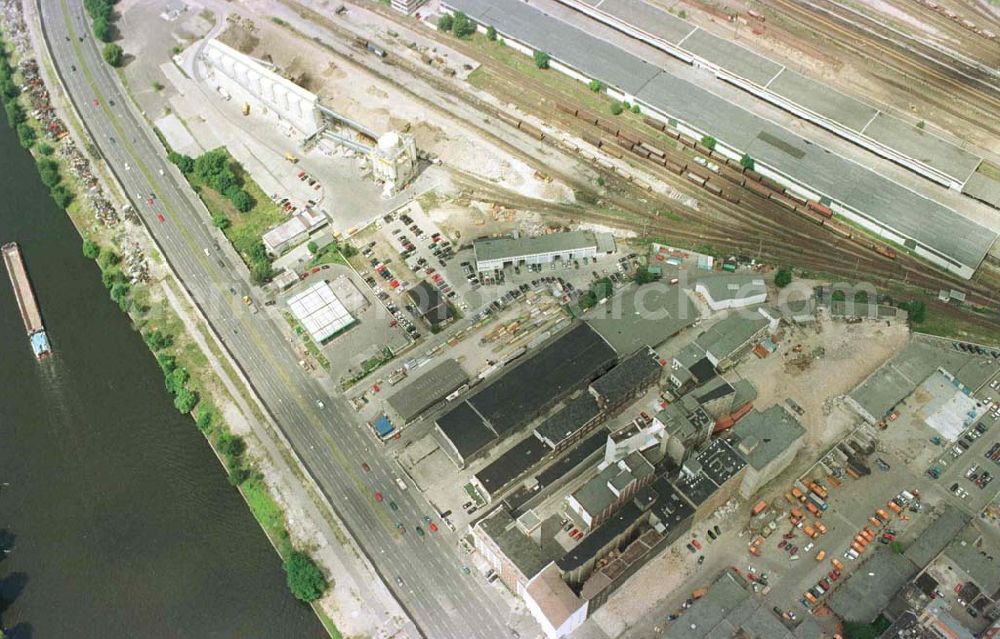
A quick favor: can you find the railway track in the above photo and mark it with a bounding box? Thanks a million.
[457,55,1000,307]
[754,0,1000,138]
[285,0,1000,313]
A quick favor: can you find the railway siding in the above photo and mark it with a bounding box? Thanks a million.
[442,0,997,280]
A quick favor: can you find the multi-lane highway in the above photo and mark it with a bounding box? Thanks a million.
[36,1,522,637]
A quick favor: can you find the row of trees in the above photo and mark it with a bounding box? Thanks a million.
[0,38,37,152]
[84,0,123,67]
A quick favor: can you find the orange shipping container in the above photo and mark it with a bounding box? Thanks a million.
[832,559,844,571]
[791,487,804,501]
[888,501,902,513]
[751,500,768,516]
[803,525,816,538]
[804,592,817,604]
[852,541,865,553]
[806,502,820,516]
[816,522,827,535]
[877,509,890,521]
[869,517,882,528]
[815,550,826,562]
[790,508,803,520]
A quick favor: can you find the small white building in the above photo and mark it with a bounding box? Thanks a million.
[287,281,355,343]
[262,208,328,255]
[391,0,427,14]
[695,275,767,311]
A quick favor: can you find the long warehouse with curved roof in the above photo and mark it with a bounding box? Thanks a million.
[442,0,998,279]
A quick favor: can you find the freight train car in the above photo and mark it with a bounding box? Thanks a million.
[643,116,666,132]
[555,102,578,117]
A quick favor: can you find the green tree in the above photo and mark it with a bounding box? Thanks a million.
[437,13,453,32]
[196,406,215,433]
[83,240,101,259]
[110,281,130,306]
[451,11,475,37]
[609,101,624,116]
[533,50,550,69]
[93,16,111,42]
[486,25,497,41]
[16,123,35,149]
[916,120,925,130]
[588,79,603,92]
[212,214,231,230]
[143,329,173,351]
[97,249,120,270]
[194,148,229,179]
[210,169,238,195]
[307,241,319,255]
[84,0,113,20]
[700,135,717,150]
[230,189,254,213]
[168,151,194,174]
[165,366,190,394]
[740,153,755,171]
[217,432,247,460]
[340,242,357,258]
[51,184,74,208]
[38,142,55,156]
[633,266,660,285]
[774,268,792,288]
[898,300,926,324]
[157,353,177,375]
[283,551,328,602]
[101,268,122,290]
[250,260,274,284]
[173,387,199,414]
[5,100,25,126]
[630,104,641,114]
[1,78,19,100]
[102,43,124,67]
[37,159,61,187]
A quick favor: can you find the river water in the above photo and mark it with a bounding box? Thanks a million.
[0,122,326,638]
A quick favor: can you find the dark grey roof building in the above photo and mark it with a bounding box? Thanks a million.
[435,323,616,466]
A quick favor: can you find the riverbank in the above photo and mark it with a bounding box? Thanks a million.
[0,1,362,635]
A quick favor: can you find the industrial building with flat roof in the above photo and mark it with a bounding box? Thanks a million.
[442,0,998,278]
[695,275,767,311]
[584,282,699,355]
[473,230,614,272]
[434,323,616,466]
[829,506,970,623]
[286,281,355,343]
[846,337,1000,426]
[550,0,984,192]
[659,569,825,638]
[385,358,468,425]
[726,405,805,498]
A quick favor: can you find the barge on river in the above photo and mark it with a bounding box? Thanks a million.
[2,242,51,359]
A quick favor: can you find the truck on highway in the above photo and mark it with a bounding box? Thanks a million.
[395,476,407,491]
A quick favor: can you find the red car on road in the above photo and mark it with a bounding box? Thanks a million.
[374,491,383,502]
[691,539,702,550]
[156,213,165,223]
[429,522,438,533]
[361,462,371,472]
